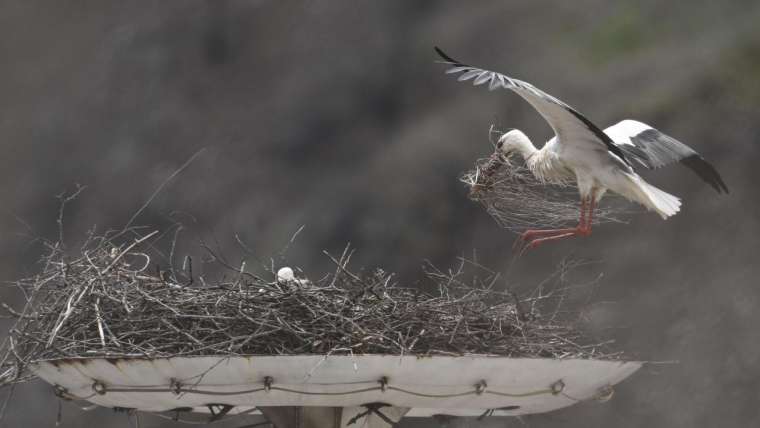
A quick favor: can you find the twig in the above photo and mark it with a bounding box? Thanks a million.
[100,231,159,275]
[123,148,207,232]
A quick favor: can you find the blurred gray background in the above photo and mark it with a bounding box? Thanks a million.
[1,1,759,427]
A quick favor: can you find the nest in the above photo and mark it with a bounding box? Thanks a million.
[461,150,627,232]
[0,228,621,388]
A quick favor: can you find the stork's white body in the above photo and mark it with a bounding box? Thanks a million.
[515,133,681,219]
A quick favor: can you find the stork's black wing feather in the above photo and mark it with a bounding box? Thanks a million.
[605,120,729,194]
[434,47,458,65]
[434,47,632,168]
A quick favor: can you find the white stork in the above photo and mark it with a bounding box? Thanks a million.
[435,47,728,249]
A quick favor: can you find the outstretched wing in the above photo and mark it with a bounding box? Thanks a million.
[435,47,631,167]
[604,120,729,194]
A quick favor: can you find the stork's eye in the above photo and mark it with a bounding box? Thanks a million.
[497,141,503,149]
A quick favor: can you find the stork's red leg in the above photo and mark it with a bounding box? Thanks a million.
[580,196,588,228]
[518,227,579,240]
[582,197,595,234]
[518,196,595,250]
[524,232,579,250]
[518,198,587,242]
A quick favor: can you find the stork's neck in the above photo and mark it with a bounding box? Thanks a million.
[500,131,556,181]
[515,137,557,183]
[512,136,540,164]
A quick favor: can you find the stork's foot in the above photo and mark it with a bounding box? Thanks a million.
[519,228,580,242]
[516,226,591,252]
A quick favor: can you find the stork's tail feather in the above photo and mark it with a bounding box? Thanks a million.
[635,179,681,219]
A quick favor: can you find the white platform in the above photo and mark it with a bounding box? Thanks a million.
[32,355,641,417]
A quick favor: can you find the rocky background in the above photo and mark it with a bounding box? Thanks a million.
[1,1,759,427]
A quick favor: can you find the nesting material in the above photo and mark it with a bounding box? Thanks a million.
[0,230,620,388]
[461,150,626,232]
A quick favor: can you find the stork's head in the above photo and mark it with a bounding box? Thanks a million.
[496,129,535,159]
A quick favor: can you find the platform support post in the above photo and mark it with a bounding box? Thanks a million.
[259,406,410,428]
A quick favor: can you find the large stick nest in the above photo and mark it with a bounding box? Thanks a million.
[0,229,621,387]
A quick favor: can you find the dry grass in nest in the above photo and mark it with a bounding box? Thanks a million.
[0,227,622,388]
[461,145,628,232]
